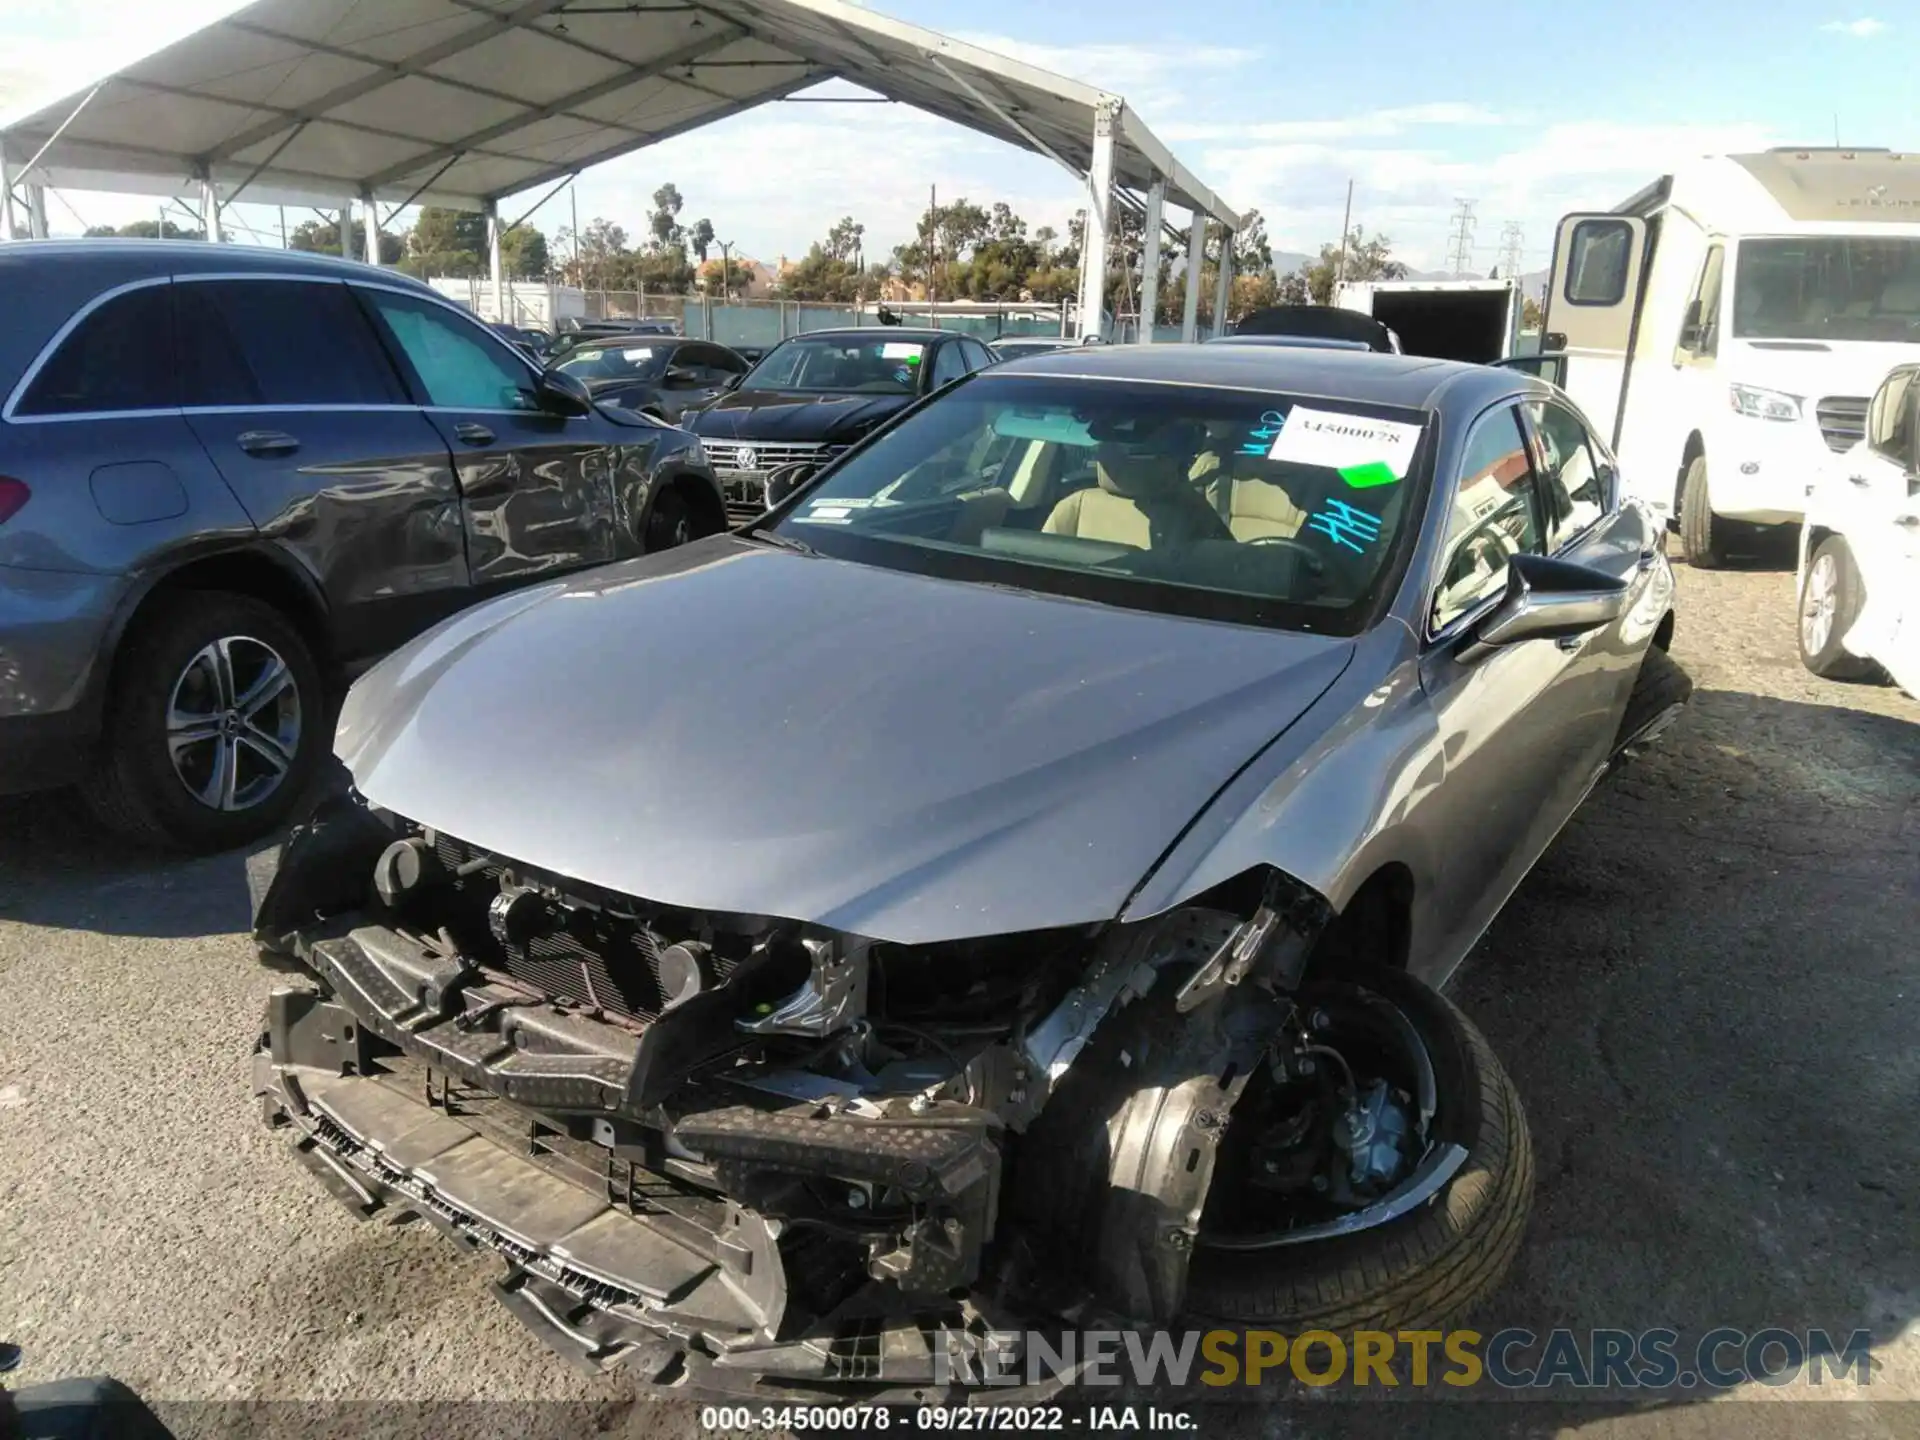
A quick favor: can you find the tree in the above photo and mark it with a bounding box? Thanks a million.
[1233,209,1276,279]
[85,219,204,240]
[689,217,714,262]
[1521,294,1545,330]
[1287,229,1408,306]
[289,217,403,265]
[825,215,864,264]
[648,183,686,253]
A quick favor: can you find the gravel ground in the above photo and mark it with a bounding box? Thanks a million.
[1,558,1915,1440]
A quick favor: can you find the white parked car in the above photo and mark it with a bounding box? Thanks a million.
[1798,362,1920,695]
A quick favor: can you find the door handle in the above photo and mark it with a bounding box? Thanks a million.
[1555,635,1584,652]
[1896,513,1920,528]
[1637,545,1659,570]
[1847,473,1873,487]
[454,422,495,446]
[236,429,300,457]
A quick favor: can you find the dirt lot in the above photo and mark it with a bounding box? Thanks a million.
[1,560,1915,1440]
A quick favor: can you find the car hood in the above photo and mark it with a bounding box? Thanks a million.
[335,539,1354,945]
[1727,338,1920,399]
[688,389,912,443]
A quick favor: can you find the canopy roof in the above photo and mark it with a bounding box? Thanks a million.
[0,0,1238,224]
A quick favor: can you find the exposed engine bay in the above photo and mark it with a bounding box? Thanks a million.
[252,791,1476,1399]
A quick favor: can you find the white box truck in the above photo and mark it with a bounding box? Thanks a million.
[1538,147,1920,566]
[1333,278,1521,364]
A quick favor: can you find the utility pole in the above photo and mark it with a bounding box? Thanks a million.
[1446,198,1477,278]
[1498,222,1524,282]
[1335,178,1355,290]
[926,183,938,309]
[718,240,733,302]
[570,184,580,287]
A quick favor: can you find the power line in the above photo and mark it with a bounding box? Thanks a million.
[1446,198,1477,278]
[1498,222,1524,281]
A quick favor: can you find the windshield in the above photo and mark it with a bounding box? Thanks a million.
[1734,237,1920,342]
[741,335,927,394]
[555,343,670,382]
[766,376,1431,635]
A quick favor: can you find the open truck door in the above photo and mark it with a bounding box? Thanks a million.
[1541,213,1650,450]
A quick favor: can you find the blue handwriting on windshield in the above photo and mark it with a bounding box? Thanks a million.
[1308,497,1384,553]
[1240,409,1289,457]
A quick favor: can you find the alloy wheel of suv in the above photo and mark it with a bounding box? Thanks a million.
[82,591,325,852]
[166,635,303,812]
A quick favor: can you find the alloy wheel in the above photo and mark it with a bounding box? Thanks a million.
[165,635,302,812]
[1801,552,1838,656]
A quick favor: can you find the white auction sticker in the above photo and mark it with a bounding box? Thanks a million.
[622,347,654,361]
[1268,406,1423,478]
[880,342,925,360]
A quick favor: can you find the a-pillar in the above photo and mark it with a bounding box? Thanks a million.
[25,183,48,239]
[1136,177,1166,344]
[1179,208,1205,342]
[1075,100,1119,342]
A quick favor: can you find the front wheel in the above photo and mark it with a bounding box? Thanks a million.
[1678,454,1728,568]
[1181,965,1533,1332]
[1799,535,1879,681]
[642,487,695,552]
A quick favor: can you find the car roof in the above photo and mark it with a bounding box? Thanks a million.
[0,238,436,288]
[988,342,1519,411]
[779,327,950,342]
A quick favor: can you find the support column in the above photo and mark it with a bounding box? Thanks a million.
[1212,227,1235,338]
[1076,100,1119,342]
[0,144,14,241]
[201,172,223,243]
[1136,177,1166,344]
[1179,208,1205,342]
[486,200,505,322]
[25,182,48,239]
[359,191,382,266]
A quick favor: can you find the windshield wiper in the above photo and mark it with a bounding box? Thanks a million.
[745,527,820,557]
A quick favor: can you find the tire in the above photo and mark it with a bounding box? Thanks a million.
[1610,644,1693,758]
[1014,957,1534,1334]
[1798,535,1880,681]
[1179,965,1533,1333]
[1678,453,1728,568]
[642,486,695,552]
[82,591,326,853]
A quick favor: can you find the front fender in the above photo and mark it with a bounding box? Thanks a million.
[1120,620,1443,957]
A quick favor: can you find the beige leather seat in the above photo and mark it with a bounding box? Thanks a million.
[1191,451,1308,542]
[1042,474,1156,547]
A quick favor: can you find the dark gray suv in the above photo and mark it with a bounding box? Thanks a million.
[0,241,725,851]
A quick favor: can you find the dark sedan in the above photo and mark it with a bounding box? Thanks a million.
[548,336,751,422]
[0,241,725,850]
[687,327,1001,523]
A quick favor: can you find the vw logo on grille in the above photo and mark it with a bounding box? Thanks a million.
[738,446,758,471]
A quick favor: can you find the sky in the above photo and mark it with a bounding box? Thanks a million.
[0,0,1909,275]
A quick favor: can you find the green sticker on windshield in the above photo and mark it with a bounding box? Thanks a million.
[1339,461,1401,490]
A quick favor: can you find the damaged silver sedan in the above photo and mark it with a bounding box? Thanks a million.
[251,345,1688,1398]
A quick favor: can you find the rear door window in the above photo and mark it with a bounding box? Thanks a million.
[175,280,405,407]
[1563,219,1634,306]
[1525,400,1609,550]
[15,283,176,416]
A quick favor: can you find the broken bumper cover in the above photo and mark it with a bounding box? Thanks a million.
[254,983,1068,1403]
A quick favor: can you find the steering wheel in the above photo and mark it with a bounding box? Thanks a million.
[1244,534,1328,572]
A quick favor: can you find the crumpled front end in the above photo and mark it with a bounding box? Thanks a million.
[250,789,1203,1399]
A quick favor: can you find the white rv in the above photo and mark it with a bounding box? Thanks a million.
[1541,148,1920,566]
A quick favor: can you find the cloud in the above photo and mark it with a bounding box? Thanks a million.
[950,34,1259,114]
[1821,17,1888,35]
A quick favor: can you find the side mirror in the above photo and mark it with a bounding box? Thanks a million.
[764,460,819,509]
[534,368,593,417]
[719,372,744,392]
[1461,553,1630,660]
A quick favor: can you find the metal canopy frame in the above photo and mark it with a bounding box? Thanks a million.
[0,0,1239,338]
